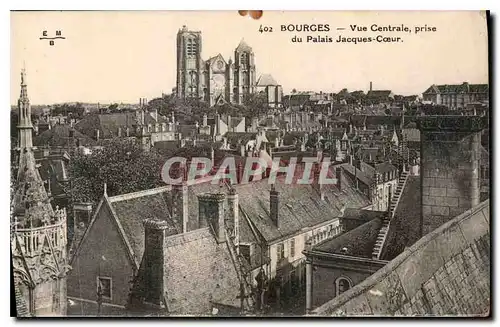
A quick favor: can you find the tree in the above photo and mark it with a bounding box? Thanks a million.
[67,138,165,203]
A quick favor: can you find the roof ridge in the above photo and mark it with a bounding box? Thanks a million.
[108,185,172,203]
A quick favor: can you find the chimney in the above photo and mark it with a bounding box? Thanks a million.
[369,81,373,92]
[227,187,240,249]
[227,115,232,131]
[313,163,325,200]
[142,219,174,306]
[72,202,93,231]
[236,162,243,184]
[335,167,342,190]
[198,193,226,243]
[171,183,189,233]
[270,184,279,227]
[252,117,258,132]
[417,116,487,237]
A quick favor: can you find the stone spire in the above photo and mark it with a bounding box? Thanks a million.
[11,66,70,316]
[17,68,34,149]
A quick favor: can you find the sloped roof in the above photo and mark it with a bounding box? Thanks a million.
[367,90,393,97]
[257,74,278,86]
[374,162,397,175]
[231,172,370,243]
[107,187,182,261]
[381,176,421,261]
[75,112,138,140]
[339,163,373,187]
[313,218,383,258]
[423,83,489,95]
[235,39,252,52]
[161,227,242,314]
[224,132,258,147]
[402,128,420,142]
[34,124,97,147]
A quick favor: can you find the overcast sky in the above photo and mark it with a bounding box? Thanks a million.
[11,10,488,105]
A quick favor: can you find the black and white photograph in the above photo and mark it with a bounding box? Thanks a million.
[9,10,491,318]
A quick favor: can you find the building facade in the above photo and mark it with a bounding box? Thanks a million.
[422,82,489,109]
[176,25,256,106]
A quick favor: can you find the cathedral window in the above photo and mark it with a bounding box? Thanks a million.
[240,53,248,66]
[186,38,198,56]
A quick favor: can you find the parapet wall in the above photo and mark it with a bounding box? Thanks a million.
[311,200,490,317]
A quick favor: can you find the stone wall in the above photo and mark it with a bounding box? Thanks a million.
[418,116,487,235]
[311,200,490,317]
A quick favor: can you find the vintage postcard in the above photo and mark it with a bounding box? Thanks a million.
[10,10,490,317]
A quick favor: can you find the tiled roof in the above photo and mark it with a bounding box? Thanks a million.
[75,112,138,140]
[224,132,257,147]
[367,90,393,97]
[313,218,382,258]
[374,162,397,175]
[108,187,182,261]
[423,83,489,95]
[339,163,373,187]
[231,173,370,243]
[402,128,420,142]
[34,124,97,147]
[161,227,242,314]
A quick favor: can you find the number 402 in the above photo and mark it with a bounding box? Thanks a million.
[259,25,273,33]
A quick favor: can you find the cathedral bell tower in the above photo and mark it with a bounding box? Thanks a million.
[11,69,70,316]
[234,39,256,105]
[176,25,203,100]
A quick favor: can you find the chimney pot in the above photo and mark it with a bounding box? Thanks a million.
[270,185,280,228]
[197,193,226,243]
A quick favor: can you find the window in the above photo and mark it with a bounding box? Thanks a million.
[290,238,295,257]
[97,277,112,299]
[240,244,251,263]
[335,277,352,296]
[277,243,285,260]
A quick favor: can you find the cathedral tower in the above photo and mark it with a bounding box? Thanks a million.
[176,25,204,100]
[11,69,70,316]
[234,39,256,105]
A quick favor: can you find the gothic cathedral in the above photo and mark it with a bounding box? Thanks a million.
[11,69,70,316]
[175,25,257,106]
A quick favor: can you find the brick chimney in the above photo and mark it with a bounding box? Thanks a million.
[141,219,172,306]
[270,184,279,227]
[227,187,240,249]
[417,116,487,236]
[198,193,226,243]
[335,167,342,190]
[171,182,189,233]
